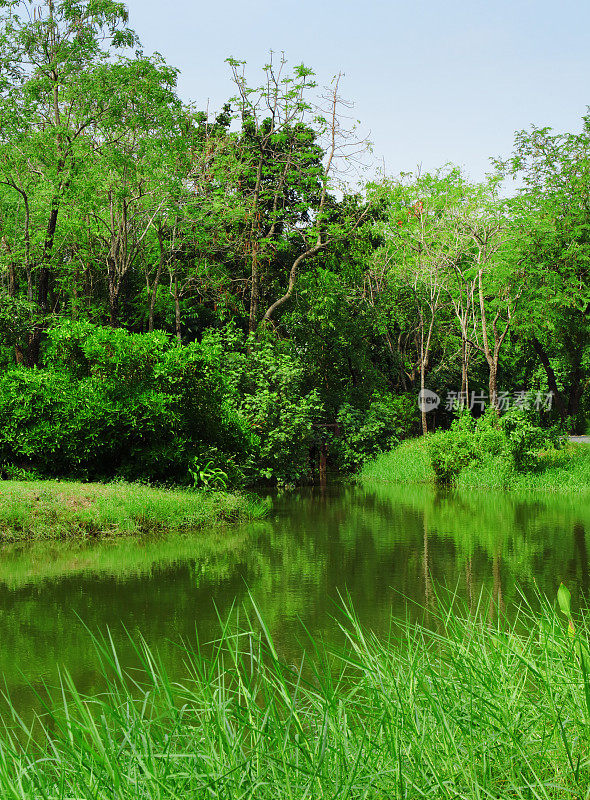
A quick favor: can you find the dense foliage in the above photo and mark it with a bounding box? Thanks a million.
[1,0,589,485]
[428,408,565,486]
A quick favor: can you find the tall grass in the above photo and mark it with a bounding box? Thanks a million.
[0,480,268,541]
[1,592,590,797]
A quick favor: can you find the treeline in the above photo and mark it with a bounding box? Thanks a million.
[0,0,588,485]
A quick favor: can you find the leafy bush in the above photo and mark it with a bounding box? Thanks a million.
[335,393,418,471]
[428,412,479,485]
[214,332,324,485]
[0,321,250,483]
[500,408,565,472]
[0,293,41,352]
[0,462,42,481]
[0,319,426,487]
[0,320,335,487]
[473,407,506,457]
[428,406,565,486]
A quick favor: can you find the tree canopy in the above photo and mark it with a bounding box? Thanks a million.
[0,0,588,486]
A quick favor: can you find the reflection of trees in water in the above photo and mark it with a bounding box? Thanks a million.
[362,482,590,613]
[465,557,473,610]
[423,516,433,617]
[0,485,589,718]
[491,553,505,620]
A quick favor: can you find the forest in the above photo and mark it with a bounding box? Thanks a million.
[1,0,589,487]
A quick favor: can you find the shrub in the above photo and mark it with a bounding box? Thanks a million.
[0,462,42,481]
[427,406,566,486]
[428,411,478,485]
[473,407,506,457]
[0,320,334,487]
[335,393,418,472]
[0,321,250,483]
[0,318,426,487]
[217,333,324,485]
[500,407,565,472]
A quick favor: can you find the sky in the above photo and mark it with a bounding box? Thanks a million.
[123,0,590,186]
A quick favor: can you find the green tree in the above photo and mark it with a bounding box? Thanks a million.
[228,57,368,331]
[370,168,468,432]
[497,116,590,426]
[0,0,137,360]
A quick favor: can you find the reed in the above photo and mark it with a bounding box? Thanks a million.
[0,590,589,798]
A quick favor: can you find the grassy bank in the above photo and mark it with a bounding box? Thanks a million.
[0,480,267,541]
[360,436,590,492]
[0,593,588,798]
[360,436,435,484]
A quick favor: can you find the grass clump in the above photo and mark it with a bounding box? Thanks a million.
[0,480,267,541]
[1,591,590,798]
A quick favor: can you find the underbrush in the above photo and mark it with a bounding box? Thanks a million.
[0,321,419,488]
[1,590,589,798]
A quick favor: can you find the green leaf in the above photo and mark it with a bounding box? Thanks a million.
[558,582,572,619]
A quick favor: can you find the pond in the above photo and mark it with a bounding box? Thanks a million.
[1,482,588,715]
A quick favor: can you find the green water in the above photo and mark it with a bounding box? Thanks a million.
[1,483,589,713]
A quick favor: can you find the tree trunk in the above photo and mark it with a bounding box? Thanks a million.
[262,247,319,325]
[531,336,566,421]
[149,228,166,333]
[108,284,120,327]
[8,261,17,297]
[421,362,428,435]
[460,336,470,402]
[567,362,584,419]
[15,326,43,368]
[248,246,259,333]
[1,235,17,297]
[488,358,498,411]
[39,204,60,312]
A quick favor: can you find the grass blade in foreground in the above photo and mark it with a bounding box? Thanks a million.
[0,591,589,798]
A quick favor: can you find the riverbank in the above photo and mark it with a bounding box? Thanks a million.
[0,480,268,541]
[0,594,586,798]
[360,436,590,492]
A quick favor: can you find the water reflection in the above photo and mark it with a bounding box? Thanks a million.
[0,483,589,714]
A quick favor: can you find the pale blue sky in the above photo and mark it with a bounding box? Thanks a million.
[124,0,590,184]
